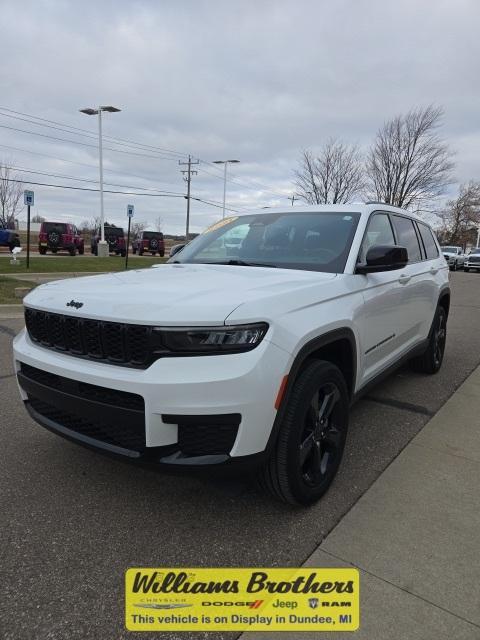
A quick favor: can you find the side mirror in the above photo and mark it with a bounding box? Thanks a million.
[356,245,408,274]
[169,243,186,258]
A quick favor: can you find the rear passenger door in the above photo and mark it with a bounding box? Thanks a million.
[390,214,436,348]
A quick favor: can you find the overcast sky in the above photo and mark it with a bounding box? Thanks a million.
[1,0,479,233]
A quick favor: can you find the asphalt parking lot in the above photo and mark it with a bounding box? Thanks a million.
[1,271,480,640]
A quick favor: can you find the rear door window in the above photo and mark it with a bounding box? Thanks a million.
[391,215,422,263]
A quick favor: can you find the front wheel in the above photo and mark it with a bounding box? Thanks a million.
[410,306,447,374]
[259,360,349,505]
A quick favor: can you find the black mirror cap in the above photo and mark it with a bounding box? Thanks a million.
[356,245,408,274]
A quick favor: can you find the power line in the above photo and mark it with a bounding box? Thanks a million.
[0,106,188,158]
[0,106,286,197]
[0,143,180,187]
[0,122,183,161]
[4,177,241,211]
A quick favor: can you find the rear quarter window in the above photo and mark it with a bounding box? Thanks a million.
[417,223,439,260]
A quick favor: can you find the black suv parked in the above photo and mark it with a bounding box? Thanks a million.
[91,225,126,256]
[132,231,165,256]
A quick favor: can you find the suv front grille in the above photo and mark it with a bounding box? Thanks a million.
[25,308,152,368]
[20,363,146,452]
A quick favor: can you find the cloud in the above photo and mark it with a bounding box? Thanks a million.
[1,0,479,232]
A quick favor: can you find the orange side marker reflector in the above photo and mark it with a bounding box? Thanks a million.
[275,375,289,410]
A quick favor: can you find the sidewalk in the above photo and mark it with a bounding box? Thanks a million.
[242,367,480,639]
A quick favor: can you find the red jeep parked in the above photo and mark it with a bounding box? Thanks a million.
[38,222,84,256]
[132,230,165,256]
[91,225,126,256]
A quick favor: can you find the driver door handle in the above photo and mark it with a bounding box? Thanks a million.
[398,274,411,285]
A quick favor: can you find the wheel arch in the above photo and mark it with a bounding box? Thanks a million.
[438,287,451,318]
[264,327,357,459]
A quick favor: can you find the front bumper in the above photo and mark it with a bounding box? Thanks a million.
[464,261,480,270]
[13,328,290,468]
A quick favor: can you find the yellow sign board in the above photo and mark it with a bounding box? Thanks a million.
[125,567,359,632]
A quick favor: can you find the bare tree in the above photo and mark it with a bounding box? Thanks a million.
[439,182,480,246]
[0,163,23,228]
[131,221,147,237]
[294,140,365,205]
[366,105,454,209]
[31,214,46,223]
[154,216,163,232]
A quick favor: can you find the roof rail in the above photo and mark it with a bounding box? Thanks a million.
[365,200,387,205]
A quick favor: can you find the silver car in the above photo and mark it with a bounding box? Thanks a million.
[441,246,465,271]
[464,248,480,272]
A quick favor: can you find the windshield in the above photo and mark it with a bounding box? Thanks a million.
[469,248,480,254]
[171,211,361,273]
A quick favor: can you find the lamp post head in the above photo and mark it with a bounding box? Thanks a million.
[80,106,121,115]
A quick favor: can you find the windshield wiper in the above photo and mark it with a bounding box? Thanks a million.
[207,259,278,268]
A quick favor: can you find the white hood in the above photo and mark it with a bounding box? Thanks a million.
[23,263,337,326]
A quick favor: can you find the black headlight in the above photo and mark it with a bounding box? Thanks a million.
[152,323,269,355]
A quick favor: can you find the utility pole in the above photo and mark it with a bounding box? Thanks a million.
[179,155,199,242]
[288,194,299,206]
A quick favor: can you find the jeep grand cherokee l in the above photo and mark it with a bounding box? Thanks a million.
[38,222,84,256]
[14,204,449,505]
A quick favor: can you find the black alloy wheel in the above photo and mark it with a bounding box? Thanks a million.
[259,360,349,505]
[410,305,447,374]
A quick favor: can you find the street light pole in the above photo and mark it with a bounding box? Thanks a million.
[98,109,105,244]
[213,159,240,218]
[80,105,121,256]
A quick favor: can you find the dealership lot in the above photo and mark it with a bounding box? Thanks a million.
[1,271,480,640]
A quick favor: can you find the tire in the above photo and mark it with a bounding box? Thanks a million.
[151,251,156,256]
[464,268,469,272]
[39,247,47,255]
[451,261,457,271]
[51,248,57,254]
[159,250,165,258]
[78,246,84,255]
[69,247,76,256]
[410,306,447,375]
[258,360,349,505]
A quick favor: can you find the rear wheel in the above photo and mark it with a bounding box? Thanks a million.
[38,247,46,255]
[68,247,76,256]
[159,250,165,257]
[410,306,447,374]
[259,360,349,505]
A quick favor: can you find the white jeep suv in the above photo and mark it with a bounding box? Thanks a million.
[13,204,449,505]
